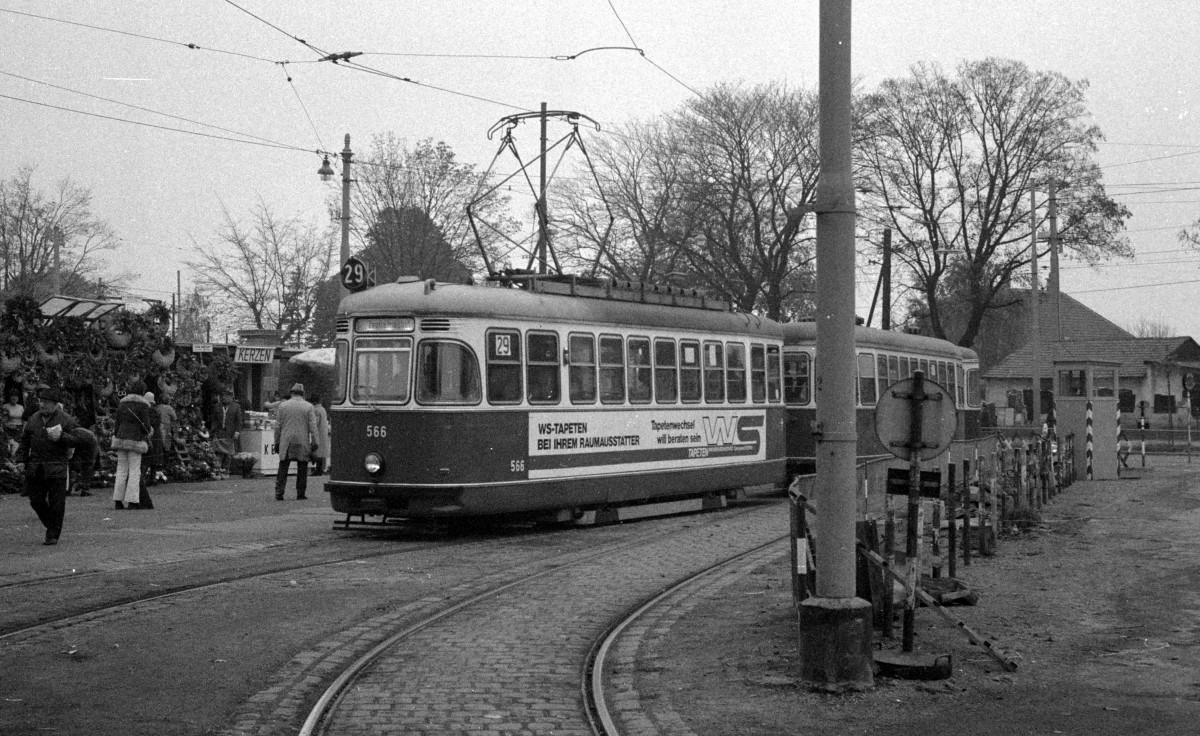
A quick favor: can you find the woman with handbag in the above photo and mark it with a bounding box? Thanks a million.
[111,380,153,510]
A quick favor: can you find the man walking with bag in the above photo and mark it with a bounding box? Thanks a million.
[274,383,318,500]
[17,386,82,545]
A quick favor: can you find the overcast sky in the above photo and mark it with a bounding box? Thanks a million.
[2,1,1199,340]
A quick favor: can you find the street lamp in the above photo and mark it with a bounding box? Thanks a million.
[318,134,353,298]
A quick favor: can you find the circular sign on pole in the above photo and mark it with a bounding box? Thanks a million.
[874,377,959,461]
[340,256,370,292]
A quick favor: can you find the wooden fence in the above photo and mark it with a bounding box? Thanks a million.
[790,430,1077,637]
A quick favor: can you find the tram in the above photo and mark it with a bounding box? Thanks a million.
[324,276,788,523]
[781,321,983,475]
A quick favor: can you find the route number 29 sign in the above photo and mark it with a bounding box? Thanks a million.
[340,256,376,292]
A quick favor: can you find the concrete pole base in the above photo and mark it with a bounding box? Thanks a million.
[797,596,875,691]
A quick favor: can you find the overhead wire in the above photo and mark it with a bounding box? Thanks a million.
[0,69,296,150]
[280,65,325,151]
[601,0,702,98]
[0,6,282,64]
[1071,277,1200,295]
[0,93,310,153]
[220,0,331,59]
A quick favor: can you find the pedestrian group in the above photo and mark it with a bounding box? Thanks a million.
[12,379,333,547]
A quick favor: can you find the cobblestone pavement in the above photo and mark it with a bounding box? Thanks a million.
[605,542,788,736]
[227,502,789,736]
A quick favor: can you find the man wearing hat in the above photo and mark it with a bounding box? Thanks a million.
[273,383,318,500]
[16,386,82,545]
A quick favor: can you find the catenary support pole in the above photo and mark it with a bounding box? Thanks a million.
[340,134,353,299]
[881,227,892,331]
[798,0,874,690]
[1029,191,1041,429]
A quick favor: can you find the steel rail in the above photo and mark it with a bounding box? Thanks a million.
[296,503,781,736]
[583,536,787,736]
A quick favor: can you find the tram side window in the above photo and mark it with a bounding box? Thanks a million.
[627,337,652,404]
[783,352,811,405]
[955,365,965,406]
[526,332,561,404]
[767,345,782,403]
[333,340,349,404]
[654,339,678,403]
[750,345,766,402]
[485,330,522,404]
[703,341,725,403]
[600,335,625,404]
[858,352,878,406]
[967,368,981,407]
[569,333,597,404]
[680,340,702,403]
[889,355,900,385]
[918,359,930,377]
[899,356,911,380]
[416,340,481,405]
[877,354,889,394]
[726,342,747,403]
[938,361,949,391]
[353,337,412,403]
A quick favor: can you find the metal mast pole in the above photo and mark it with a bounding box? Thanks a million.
[537,102,549,275]
[881,228,892,331]
[1030,191,1041,427]
[798,0,874,689]
[1048,179,1061,343]
[340,134,353,299]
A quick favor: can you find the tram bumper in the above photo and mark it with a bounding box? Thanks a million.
[324,481,466,518]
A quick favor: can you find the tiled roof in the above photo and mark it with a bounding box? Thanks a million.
[984,336,1200,379]
[1022,289,1134,342]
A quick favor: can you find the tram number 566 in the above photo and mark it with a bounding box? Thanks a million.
[510,459,525,473]
[366,425,388,438]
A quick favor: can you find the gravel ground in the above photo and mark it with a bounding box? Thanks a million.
[646,457,1200,735]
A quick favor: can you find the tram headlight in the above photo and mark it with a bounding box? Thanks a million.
[364,453,385,475]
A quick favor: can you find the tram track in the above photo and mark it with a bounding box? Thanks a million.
[282,499,788,736]
[0,540,451,642]
[0,520,586,640]
[584,537,787,736]
[1,494,787,736]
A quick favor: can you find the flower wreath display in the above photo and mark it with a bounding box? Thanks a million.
[0,296,240,488]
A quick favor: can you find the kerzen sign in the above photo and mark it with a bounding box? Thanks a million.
[234,346,275,364]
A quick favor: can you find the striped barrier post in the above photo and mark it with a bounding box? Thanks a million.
[1086,400,1094,480]
[1116,408,1127,475]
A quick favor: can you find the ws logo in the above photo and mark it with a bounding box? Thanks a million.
[700,414,765,452]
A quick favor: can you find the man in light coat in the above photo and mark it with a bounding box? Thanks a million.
[273,383,318,500]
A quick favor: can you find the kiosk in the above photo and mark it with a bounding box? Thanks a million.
[239,411,294,477]
[1054,359,1119,480]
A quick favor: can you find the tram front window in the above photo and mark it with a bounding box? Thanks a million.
[354,337,412,403]
[417,340,481,405]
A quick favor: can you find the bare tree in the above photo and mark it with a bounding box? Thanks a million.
[555,82,820,320]
[1128,315,1176,338]
[676,82,821,318]
[552,118,703,282]
[857,58,1130,346]
[349,135,515,278]
[186,200,335,345]
[174,288,215,343]
[0,165,120,299]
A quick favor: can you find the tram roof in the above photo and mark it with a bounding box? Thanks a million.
[339,280,783,337]
[780,321,978,362]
